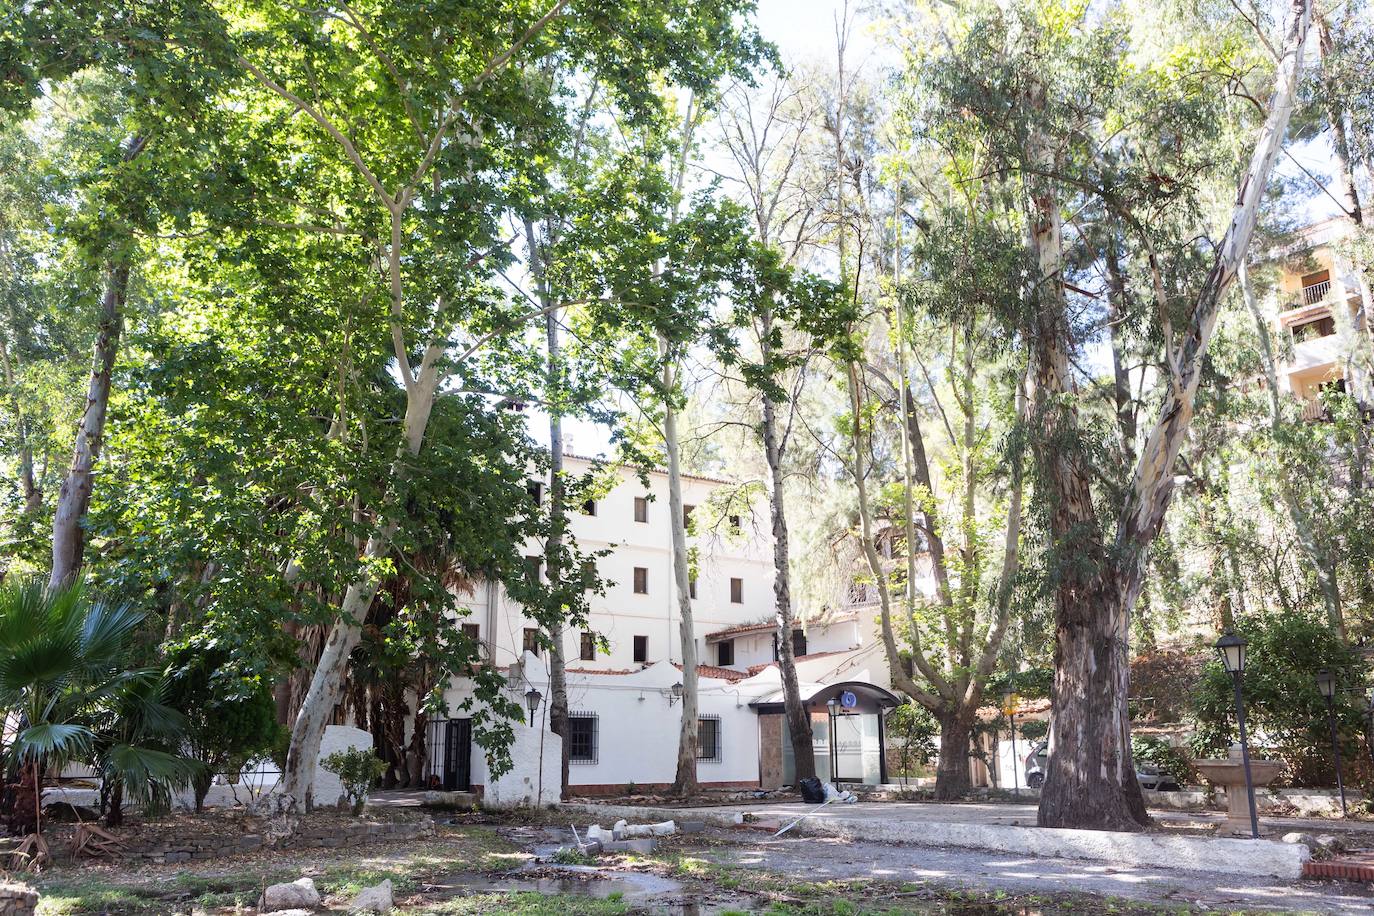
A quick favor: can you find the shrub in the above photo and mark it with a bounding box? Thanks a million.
[887,702,938,781]
[1189,613,1365,788]
[322,747,387,814]
[1018,719,1049,743]
[163,641,282,812]
[1131,734,1194,786]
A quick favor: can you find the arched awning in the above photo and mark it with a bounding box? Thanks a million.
[749,680,901,714]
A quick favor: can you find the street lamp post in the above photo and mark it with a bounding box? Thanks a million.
[1215,633,1259,839]
[826,697,839,786]
[1003,690,1019,798]
[1315,669,1348,817]
[524,687,542,727]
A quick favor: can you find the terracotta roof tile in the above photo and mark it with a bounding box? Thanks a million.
[672,662,748,682]
[746,650,851,676]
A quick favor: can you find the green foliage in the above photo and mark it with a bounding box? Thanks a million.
[163,638,282,811]
[887,702,938,780]
[1130,735,1193,787]
[321,747,387,815]
[1189,614,1365,787]
[1018,719,1049,743]
[0,578,197,827]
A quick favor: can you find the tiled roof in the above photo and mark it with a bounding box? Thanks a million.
[705,620,774,640]
[563,663,746,682]
[561,452,734,486]
[706,611,859,642]
[746,650,851,676]
[673,662,748,682]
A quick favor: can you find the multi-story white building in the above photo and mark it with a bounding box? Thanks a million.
[425,454,899,801]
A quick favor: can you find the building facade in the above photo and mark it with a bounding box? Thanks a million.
[1261,217,1372,414]
[425,455,899,798]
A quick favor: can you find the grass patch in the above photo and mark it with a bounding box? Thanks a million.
[33,825,524,915]
[415,891,630,914]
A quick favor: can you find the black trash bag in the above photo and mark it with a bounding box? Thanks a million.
[798,776,825,803]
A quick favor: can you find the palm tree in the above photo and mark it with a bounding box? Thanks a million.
[0,579,197,842]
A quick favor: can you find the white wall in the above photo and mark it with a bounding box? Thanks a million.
[468,457,777,673]
[474,726,563,807]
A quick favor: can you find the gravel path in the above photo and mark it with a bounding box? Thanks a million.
[698,830,1374,913]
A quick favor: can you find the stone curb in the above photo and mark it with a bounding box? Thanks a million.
[558,802,1311,881]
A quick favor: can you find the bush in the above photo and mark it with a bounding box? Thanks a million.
[1018,719,1048,743]
[322,747,387,814]
[1189,613,1365,788]
[887,702,938,781]
[1131,734,1194,786]
[163,641,283,812]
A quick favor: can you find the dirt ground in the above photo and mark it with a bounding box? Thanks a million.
[18,807,1374,915]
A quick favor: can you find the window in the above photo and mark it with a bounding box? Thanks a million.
[634,497,648,523]
[524,555,542,584]
[581,498,597,516]
[697,715,721,762]
[717,639,735,667]
[633,567,648,594]
[688,574,697,600]
[527,481,543,503]
[1292,315,1336,343]
[633,635,648,664]
[792,628,807,658]
[683,504,695,529]
[728,514,741,530]
[730,577,743,603]
[568,713,598,764]
[461,622,480,643]
[579,558,596,590]
[580,631,595,661]
[523,627,542,657]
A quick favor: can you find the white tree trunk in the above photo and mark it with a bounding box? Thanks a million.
[50,261,128,590]
[279,368,440,810]
[663,353,699,795]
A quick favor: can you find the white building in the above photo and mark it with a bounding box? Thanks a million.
[423,455,900,798]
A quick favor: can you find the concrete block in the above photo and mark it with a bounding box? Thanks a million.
[681,821,706,833]
[600,838,656,854]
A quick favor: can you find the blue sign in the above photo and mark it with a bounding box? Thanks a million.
[839,690,858,709]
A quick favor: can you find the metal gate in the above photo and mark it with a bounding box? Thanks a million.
[426,718,472,791]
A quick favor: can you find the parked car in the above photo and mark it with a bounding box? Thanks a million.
[1022,740,1180,791]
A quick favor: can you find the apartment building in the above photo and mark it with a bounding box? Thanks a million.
[1261,217,1372,416]
[424,454,900,799]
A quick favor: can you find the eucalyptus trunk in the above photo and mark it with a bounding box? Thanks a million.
[1034,0,1311,830]
[50,260,128,589]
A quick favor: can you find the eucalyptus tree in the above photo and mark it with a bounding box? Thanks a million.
[918,0,1312,829]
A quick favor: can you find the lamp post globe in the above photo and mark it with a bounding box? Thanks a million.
[524,687,542,726]
[1215,632,1246,674]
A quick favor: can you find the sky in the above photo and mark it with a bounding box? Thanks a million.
[525,0,1348,457]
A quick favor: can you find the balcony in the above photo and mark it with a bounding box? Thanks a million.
[1302,279,1332,305]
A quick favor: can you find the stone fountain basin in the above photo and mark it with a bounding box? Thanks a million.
[1193,758,1284,787]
